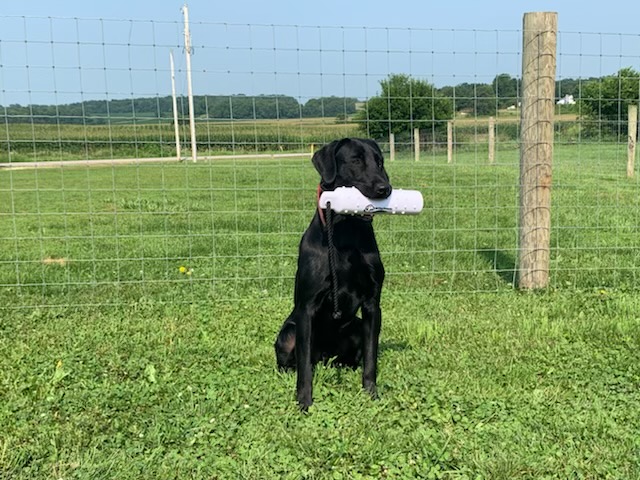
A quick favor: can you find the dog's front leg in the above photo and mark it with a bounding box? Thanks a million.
[294,305,314,410]
[361,298,382,398]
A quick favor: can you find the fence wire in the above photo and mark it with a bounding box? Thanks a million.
[1,15,640,309]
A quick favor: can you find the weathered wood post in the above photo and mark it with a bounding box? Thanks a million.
[488,116,495,165]
[447,120,453,164]
[389,132,395,162]
[628,105,638,178]
[414,128,420,161]
[518,12,557,290]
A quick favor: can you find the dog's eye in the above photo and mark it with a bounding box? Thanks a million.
[350,155,364,164]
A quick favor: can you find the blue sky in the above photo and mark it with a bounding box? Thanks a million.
[1,1,640,106]
[4,0,640,33]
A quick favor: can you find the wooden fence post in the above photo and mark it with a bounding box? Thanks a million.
[389,132,395,162]
[414,128,420,161]
[518,12,557,290]
[447,120,453,164]
[488,116,495,165]
[628,105,638,178]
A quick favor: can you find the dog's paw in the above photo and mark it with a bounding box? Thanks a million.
[363,382,378,400]
[297,391,313,412]
[298,398,313,412]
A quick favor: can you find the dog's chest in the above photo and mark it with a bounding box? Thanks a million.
[337,249,381,294]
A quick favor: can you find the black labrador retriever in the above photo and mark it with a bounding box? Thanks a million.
[274,138,392,410]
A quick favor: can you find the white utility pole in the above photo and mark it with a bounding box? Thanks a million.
[169,50,181,161]
[182,4,197,162]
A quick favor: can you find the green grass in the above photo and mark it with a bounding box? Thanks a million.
[1,144,640,478]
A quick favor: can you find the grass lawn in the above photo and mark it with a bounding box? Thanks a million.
[1,143,640,478]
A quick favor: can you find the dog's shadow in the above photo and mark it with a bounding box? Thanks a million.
[478,249,517,287]
[318,341,410,372]
[379,340,409,354]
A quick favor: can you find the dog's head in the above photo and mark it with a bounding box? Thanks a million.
[312,138,392,199]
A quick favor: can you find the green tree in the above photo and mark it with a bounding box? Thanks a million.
[580,67,640,138]
[302,97,358,118]
[439,83,496,116]
[355,74,452,139]
[492,73,519,109]
[555,76,600,99]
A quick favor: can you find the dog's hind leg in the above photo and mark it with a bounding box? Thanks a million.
[275,317,297,371]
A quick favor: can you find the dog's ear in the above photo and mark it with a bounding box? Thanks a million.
[311,138,350,188]
[361,138,384,162]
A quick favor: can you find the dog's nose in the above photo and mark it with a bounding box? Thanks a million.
[375,184,392,198]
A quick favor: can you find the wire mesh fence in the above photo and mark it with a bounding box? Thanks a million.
[1,13,640,310]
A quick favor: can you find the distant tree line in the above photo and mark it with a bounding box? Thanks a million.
[437,74,604,116]
[0,95,360,125]
[0,73,583,126]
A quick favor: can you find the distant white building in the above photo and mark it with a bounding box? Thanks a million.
[557,94,576,105]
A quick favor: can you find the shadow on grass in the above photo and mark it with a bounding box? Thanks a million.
[479,249,517,287]
[379,340,409,354]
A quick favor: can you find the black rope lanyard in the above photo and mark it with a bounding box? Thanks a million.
[325,202,342,320]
